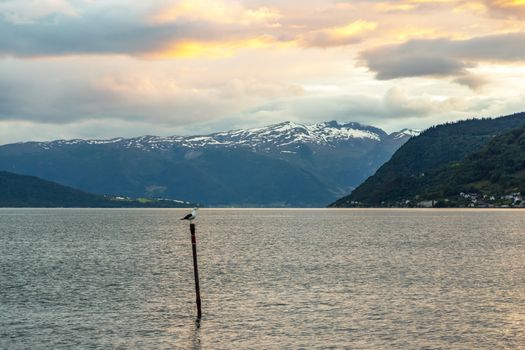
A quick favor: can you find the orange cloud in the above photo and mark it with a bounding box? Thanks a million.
[408,0,457,3]
[482,0,525,17]
[494,0,525,5]
[453,1,488,14]
[300,20,377,48]
[373,0,459,12]
[148,36,292,59]
[150,0,241,24]
[150,0,281,26]
[374,2,419,12]
[390,26,443,41]
[145,20,377,59]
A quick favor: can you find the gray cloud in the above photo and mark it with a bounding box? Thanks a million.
[0,81,22,116]
[453,74,488,91]
[247,90,525,132]
[299,30,364,48]
[365,53,470,80]
[239,88,469,129]
[0,10,227,57]
[0,78,229,125]
[361,32,525,88]
[0,59,305,127]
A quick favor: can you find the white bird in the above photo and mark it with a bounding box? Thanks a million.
[181,208,198,221]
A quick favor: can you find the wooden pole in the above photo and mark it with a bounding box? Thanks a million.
[190,223,202,319]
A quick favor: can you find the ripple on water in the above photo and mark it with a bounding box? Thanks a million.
[1,208,525,349]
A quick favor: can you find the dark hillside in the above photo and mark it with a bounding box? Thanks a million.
[331,112,525,206]
[0,171,194,208]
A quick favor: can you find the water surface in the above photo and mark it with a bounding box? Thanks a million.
[1,209,525,349]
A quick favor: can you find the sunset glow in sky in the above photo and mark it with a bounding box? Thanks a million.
[1,0,525,143]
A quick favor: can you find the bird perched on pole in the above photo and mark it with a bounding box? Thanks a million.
[181,208,198,221]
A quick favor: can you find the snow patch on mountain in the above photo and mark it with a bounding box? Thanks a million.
[392,128,421,139]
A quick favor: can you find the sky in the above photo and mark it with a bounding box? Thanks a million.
[1,0,525,144]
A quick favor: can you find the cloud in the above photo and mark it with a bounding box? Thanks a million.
[483,0,525,18]
[0,0,522,59]
[351,0,525,18]
[244,88,525,133]
[360,32,525,88]
[0,0,78,23]
[299,20,377,48]
[0,11,221,57]
[240,87,471,129]
[0,1,381,58]
[453,74,488,90]
[0,0,286,58]
[150,0,282,26]
[0,59,305,127]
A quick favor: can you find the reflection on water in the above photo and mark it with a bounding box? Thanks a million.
[1,209,525,349]
[189,320,201,350]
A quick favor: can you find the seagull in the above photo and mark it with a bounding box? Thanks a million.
[181,207,198,221]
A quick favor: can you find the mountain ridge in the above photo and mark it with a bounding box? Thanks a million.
[19,120,418,151]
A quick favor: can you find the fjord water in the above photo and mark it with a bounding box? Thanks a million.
[1,209,525,349]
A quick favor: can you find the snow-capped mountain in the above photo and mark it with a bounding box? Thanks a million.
[390,128,421,139]
[35,121,418,151]
[0,121,419,207]
[205,121,385,148]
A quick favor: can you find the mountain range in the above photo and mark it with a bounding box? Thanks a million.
[330,112,525,207]
[0,121,418,207]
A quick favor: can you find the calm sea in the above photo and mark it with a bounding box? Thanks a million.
[1,209,525,349]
